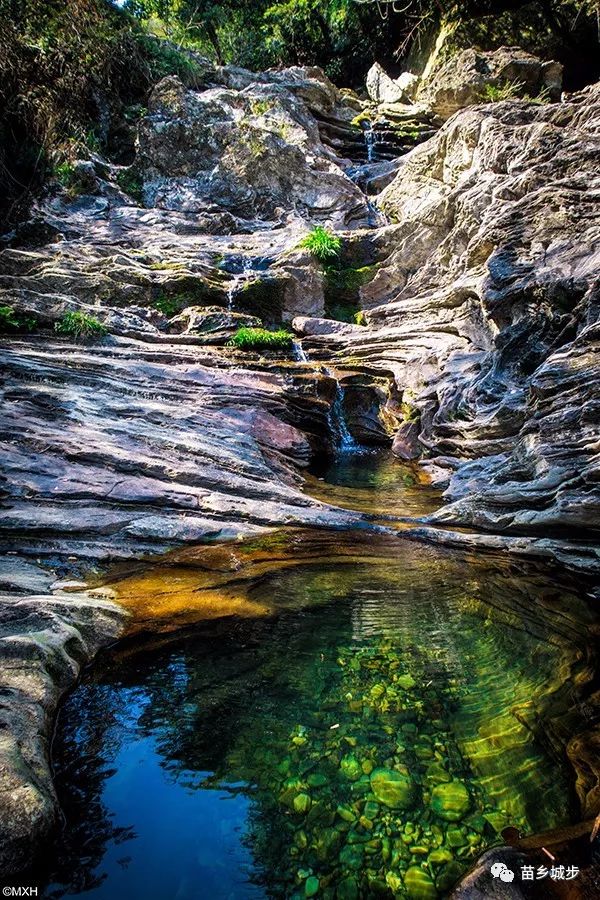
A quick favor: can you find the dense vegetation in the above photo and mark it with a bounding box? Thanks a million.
[1,0,598,227]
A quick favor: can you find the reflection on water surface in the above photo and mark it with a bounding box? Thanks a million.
[36,455,598,899]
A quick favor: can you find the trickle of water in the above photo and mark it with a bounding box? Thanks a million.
[292,340,308,363]
[363,122,376,162]
[226,257,256,312]
[329,383,360,454]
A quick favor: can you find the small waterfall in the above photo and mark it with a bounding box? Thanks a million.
[292,340,308,363]
[328,382,360,454]
[363,122,376,162]
[226,256,255,312]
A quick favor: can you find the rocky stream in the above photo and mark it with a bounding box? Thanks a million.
[0,42,599,899]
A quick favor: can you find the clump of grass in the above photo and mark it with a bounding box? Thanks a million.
[0,305,37,333]
[116,169,144,204]
[299,226,342,262]
[482,80,524,102]
[54,311,107,339]
[353,311,367,326]
[227,327,293,352]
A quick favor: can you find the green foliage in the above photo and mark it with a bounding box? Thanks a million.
[250,99,274,117]
[353,311,367,326]
[0,305,37,333]
[54,160,77,188]
[238,123,266,158]
[299,226,342,263]
[134,33,205,85]
[323,263,376,322]
[123,0,424,85]
[116,168,144,203]
[153,293,184,317]
[227,327,293,351]
[482,80,525,102]
[54,311,107,339]
[325,264,375,294]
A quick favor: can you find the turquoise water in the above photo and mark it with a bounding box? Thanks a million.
[35,458,597,899]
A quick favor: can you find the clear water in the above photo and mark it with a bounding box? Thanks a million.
[35,456,597,900]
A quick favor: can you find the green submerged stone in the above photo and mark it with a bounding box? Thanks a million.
[336,876,359,900]
[307,773,328,788]
[370,768,417,810]
[339,842,364,870]
[293,793,312,815]
[435,861,465,893]
[403,866,437,900]
[305,875,320,897]
[430,780,471,821]
[340,754,362,782]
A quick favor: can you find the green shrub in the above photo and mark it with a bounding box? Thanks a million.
[299,226,342,262]
[227,327,293,351]
[0,305,37,333]
[54,311,107,339]
[354,311,367,326]
[482,80,524,102]
[136,34,205,87]
[116,168,144,204]
[54,160,77,188]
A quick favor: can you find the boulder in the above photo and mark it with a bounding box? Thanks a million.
[370,767,418,809]
[366,62,409,104]
[430,780,472,821]
[418,46,563,120]
[292,316,362,337]
[137,74,371,227]
[392,421,421,460]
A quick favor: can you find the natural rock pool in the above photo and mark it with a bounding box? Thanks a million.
[35,454,598,899]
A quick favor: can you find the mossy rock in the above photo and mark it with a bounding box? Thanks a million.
[430,781,472,822]
[323,265,377,322]
[233,276,286,323]
[369,768,418,810]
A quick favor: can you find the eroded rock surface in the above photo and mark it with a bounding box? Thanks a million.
[418,45,563,119]
[0,588,125,873]
[138,68,371,226]
[1,53,600,878]
[310,83,600,558]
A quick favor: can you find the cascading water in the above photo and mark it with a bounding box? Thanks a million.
[292,340,308,363]
[328,381,361,454]
[364,124,376,162]
[226,256,257,312]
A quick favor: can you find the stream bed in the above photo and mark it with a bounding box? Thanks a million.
[36,454,598,899]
